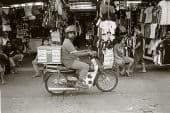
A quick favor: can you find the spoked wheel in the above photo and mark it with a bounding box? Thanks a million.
[45,72,66,95]
[96,69,118,92]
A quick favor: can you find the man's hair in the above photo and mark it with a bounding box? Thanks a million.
[134,24,141,31]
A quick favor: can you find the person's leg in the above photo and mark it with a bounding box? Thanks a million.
[13,54,21,66]
[116,59,126,75]
[71,60,89,81]
[0,64,6,84]
[133,52,140,72]
[124,57,134,72]
[14,54,24,64]
[124,57,134,76]
[9,57,17,73]
[32,57,40,77]
[141,58,146,72]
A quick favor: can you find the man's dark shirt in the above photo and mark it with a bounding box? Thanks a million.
[136,33,144,54]
[3,46,17,57]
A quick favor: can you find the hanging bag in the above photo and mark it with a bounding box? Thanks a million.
[42,11,56,28]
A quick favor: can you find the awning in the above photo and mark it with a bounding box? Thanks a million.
[0,0,44,5]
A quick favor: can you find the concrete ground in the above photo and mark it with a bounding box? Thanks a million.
[1,56,170,113]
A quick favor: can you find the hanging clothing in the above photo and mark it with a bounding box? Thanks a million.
[0,7,2,16]
[2,25,11,32]
[51,30,61,42]
[103,48,114,69]
[24,6,36,20]
[158,1,170,25]
[55,0,63,15]
[150,24,157,39]
[152,7,158,23]
[32,6,41,16]
[99,20,117,35]
[144,6,154,24]
[140,9,145,23]
[100,1,116,20]
[141,24,145,35]
[99,20,117,41]
[144,24,151,38]
[2,8,9,15]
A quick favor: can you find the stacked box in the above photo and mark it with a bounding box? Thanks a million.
[37,46,61,64]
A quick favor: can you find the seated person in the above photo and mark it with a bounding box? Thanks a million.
[61,25,96,88]
[12,39,24,66]
[3,41,22,74]
[0,38,8,84]
[114,36,134,76]
[32,38,50,77]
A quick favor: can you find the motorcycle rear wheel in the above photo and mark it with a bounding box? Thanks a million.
[45,72,66,95]
[96,69,118,92]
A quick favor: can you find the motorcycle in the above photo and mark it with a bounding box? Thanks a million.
[43,56,118,95]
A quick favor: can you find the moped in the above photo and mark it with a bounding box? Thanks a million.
[43,56,118,95]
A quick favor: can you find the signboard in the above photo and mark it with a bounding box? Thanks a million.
[103,48,114,69]
[37,46,61,64]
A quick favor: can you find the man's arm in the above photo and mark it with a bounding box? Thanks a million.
[63,39,90,57]
[71,50,90,56]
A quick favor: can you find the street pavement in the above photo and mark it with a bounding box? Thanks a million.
[1,56,170,113]
[1,69,170,113]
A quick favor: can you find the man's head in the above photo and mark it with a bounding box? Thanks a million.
[115,36,125,47]
[65,25,76,41]
[42,38,49,46]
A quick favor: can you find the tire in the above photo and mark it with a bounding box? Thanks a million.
[96,69,118,92]
[45,72,66,95]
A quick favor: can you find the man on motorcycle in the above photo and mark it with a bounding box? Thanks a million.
[61,25,96,88]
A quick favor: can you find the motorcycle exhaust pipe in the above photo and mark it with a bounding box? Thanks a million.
[48,87,79,91]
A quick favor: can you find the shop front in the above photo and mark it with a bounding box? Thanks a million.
[0,0,170,68]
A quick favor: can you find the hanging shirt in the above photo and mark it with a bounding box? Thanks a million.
[100,1,116,20]
[152,7,158,23]
[158,1,170,25]
[140,9,145,23]
[99,20,117,41]
[99,20,117,35]
[144,6,154,24]
[150,24,157,39]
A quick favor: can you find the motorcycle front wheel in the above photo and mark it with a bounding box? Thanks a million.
[96,69,118,92]
[45,72,66,95]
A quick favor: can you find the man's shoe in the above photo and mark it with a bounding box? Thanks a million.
[32,73,41,78]
[141,69,147,73]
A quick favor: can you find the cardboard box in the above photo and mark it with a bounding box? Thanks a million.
[37,46,61,64]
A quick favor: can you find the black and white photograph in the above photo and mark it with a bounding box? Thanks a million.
[0,0,170,113]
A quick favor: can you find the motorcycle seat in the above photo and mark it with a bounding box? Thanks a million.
[45,64,76,73]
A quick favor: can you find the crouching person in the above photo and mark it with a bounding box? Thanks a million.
[114,37,134,76]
